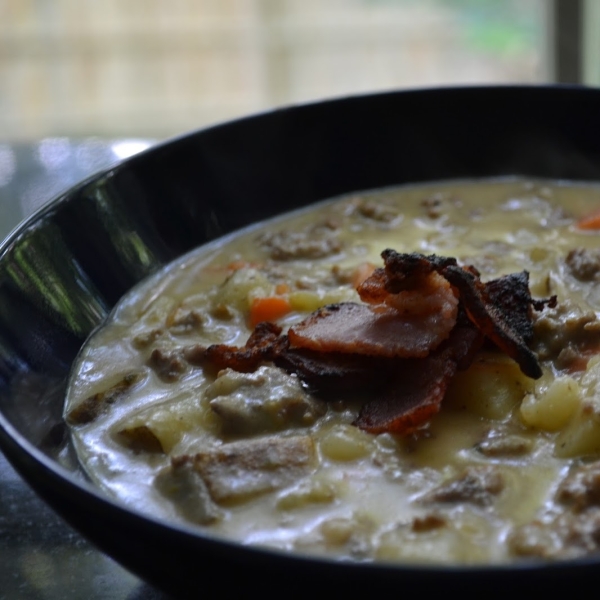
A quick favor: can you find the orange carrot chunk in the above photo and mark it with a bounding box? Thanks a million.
[577,208,600,230]
[275,283,291,295]
[249,296,292,327]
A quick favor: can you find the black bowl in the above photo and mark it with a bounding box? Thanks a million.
[2,86,600,597]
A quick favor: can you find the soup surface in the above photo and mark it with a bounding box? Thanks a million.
[65,178,600,565]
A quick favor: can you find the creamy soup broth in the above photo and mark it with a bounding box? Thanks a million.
[65,179,600,565]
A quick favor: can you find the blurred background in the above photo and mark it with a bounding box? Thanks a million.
[0,0,598,141]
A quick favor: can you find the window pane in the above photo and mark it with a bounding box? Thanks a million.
[0,0,549,140]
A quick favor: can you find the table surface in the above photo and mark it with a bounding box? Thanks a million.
[0,139,172,600]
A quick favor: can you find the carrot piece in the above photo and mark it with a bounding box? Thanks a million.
[227,260,253,271]
[577,209,600,230]
[275,283,291,295]
[351,262,376,288]
[249,296,292,327]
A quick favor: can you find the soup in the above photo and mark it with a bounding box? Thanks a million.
[65,178,600,565]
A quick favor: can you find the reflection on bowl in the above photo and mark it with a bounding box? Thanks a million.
[2,87,600,596]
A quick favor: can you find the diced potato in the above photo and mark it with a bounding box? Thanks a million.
[289,286,358,313]
[322,287,359,305]
[289,290,319,312]
[319,513,374,548]
[529,247,551,263]
[520,375,580,431]
[554,357,600,458]
[114,391,211,454]
[319,424,374,461]
[554,399,600,457]
[213,268,273,313]
[319,517,355,546]
[528,276,551,298]
[445,354,535,420]
[276,478,337,510]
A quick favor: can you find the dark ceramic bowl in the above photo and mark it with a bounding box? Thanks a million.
[2,87,600,597]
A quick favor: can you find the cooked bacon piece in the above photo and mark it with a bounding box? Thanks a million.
[353,351,456,434]
[441,266,543,379]
[379,250,457,293]
[355,268,389,304]
[441,307,485,369]
[385,271,459,320]
[359,250,543,379]
[484,272,536,344]
[288,301,455,358]
[357,251,458,302]
[275,349,397,393]
[353,309,483,434]
[360,269,459,323]
[185,322,284,373]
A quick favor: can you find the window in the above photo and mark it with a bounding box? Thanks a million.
[1,0,588,140]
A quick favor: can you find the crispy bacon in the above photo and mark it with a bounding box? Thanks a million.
[193,249,546,435]
[379,250,458,293]
[353,351,456,434]
[355,268,389,304]
[288,301,455,358]
[354,308,483,433]
[275,349,396,393]
[361,249,545,379]
[357,251,457,301]
[185,322,284,373]
[441,266,543,379]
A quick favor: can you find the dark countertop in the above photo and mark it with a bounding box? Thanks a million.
[0,139,171,600]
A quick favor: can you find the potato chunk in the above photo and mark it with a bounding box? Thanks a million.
[114,390,210,454]
[554,358,600,458]
[319,424,375,462]
[445,354,535,420]
[213,267,273,313]
[554,400,600,458]
[520,375,580,431]
[276,477,338,510]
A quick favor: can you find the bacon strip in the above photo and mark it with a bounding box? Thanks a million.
[288,302,456,358]
[354,309,483,434]
[441,266,542,379]
[185,322,284,373]
[275,349,396,393]
[353,351,456,434]
[379,250,457,293]
[361,250,544,379]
